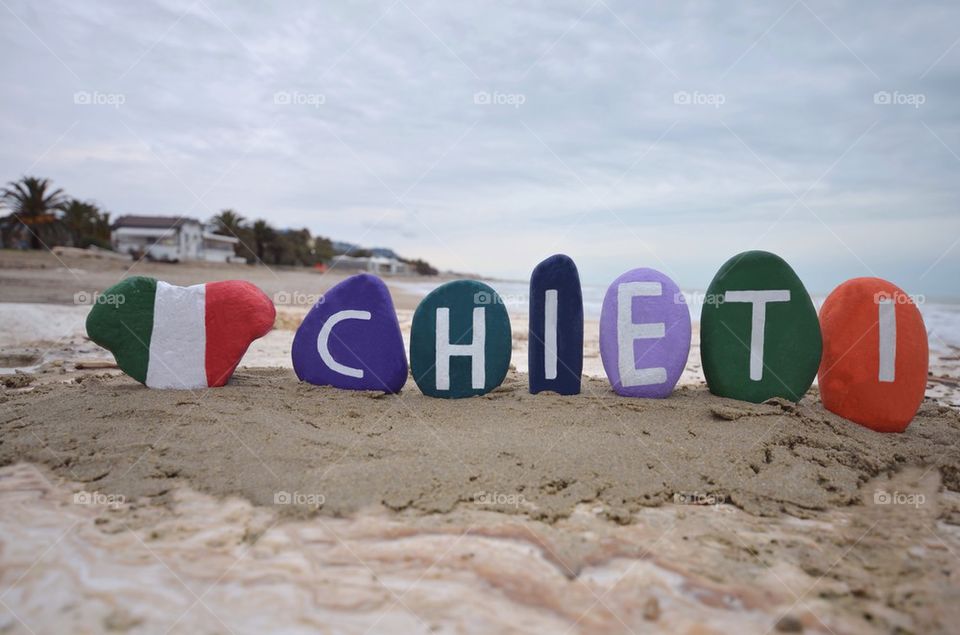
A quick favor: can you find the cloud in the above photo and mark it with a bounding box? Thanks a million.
[1,0,958,295]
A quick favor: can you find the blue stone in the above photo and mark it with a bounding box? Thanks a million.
[292,273,408,393]
[528,254,583,395]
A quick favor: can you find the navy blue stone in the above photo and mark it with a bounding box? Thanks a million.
[292,273,408,393]
[528,254,583,395]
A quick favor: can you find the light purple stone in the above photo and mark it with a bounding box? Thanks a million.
[599,268,691,398]
[292,273,407,393]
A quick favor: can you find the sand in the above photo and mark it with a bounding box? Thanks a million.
[2,369,960,525]
[3,462,960,634]
[3,249,960,633]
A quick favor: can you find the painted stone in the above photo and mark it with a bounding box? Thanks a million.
[291,273,407,393]
[410,280,512,398]
[818,278,928,432]
[85,276,275,389]
[528,254,583,395]
[700,251,821,403]
[599,268,691,398]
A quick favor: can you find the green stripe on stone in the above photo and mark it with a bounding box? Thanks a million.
[85,276,157,384]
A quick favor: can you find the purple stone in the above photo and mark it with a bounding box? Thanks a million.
[292,273,408,393]
[599,268,691,398]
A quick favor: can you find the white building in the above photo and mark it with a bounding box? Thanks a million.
[331,254,408,275]
[112,216,241,263]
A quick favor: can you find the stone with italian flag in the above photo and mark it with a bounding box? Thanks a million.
[85,276,276,389]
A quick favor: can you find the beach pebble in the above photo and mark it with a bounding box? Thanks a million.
[818,277,928,432]
[410,280,511,398]
[528,254,583,395]
[700,251,821,403]
[85,276,275,389]
[291,273,408,393]
[599,268,691,398]
[775,615,804,632]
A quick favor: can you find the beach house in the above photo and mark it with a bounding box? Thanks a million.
[330,253,409,275]
[111,215,241,263]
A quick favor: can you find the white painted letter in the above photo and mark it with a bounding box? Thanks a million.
[617,282,668,387]
[317,310,371,378]
[436,307,486,390]
[878,298,896,382]
[544,289,558,380]
[723,290,791,381]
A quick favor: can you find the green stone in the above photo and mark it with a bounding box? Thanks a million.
[85,276,157,384]
[700,251,821,403]
[410,280,512,398]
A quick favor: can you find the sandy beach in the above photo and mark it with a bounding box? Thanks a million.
[3,250,960,633]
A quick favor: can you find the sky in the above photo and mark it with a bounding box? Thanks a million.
[1,0,959,297]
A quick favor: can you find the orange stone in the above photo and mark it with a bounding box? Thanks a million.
[818,278,928,432]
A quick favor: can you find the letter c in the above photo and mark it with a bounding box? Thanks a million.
[317,310,371,378]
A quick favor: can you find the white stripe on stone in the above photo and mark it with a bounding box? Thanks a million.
[146,281,207,389]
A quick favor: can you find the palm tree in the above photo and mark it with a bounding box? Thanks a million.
[251,219,275,262]
[211,208,245,236]
[61,199,102,247]
[1,176,69,249]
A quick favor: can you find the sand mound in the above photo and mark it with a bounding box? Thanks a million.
[2,369,959,522]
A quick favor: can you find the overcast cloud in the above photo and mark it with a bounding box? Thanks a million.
[1,0,958,296]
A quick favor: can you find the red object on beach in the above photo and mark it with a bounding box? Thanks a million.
[314,263,327,273]
[204,280,277,386]
[818,278,928,432]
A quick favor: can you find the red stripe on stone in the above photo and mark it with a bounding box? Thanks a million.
[205,281,277,387]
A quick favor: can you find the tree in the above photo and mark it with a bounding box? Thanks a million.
[211,209,245,236]
[1,176,69,249]
[61,199,105,248]
[251,219,276,263]
[313,235,334,263]
[401,258,438,276]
